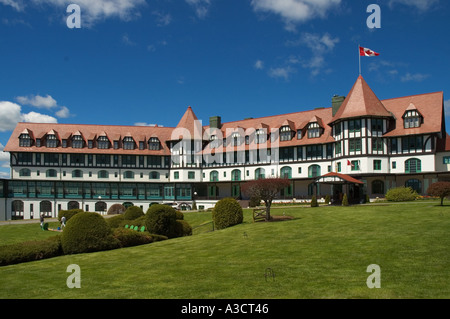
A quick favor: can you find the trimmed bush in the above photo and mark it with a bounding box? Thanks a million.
[249,196,261,208]
[212,197,243,230]
[58,209,83,223]
[61,212,119,254]
[112,228,154,248]
[145,204,178,238]
[0,236,62,266]
[174,220,193,237]
[107,203,126,215]
[123,206,144,220]
[175,211,184,220]
[324,195,331,205]
[106,214,125,228]
[386,187,418,202]
[342,193,349,206]
[311,195,318,207]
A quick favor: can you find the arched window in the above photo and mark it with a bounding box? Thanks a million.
[405,158,422,174]
[19,168,31,177]
[405,179,422,194]
[123,171,134,179]
[40,201,52,215]
[231,169,241,181]
[68,201,80,210]
[46,169,57,178]
[95,201,107,212]
[98,170,109,179]
[280,166,292,179]
[149,171,160,179]
[372,180,384,194]
[11,200,24,215]
[72,169,83,178]
[255,168,265,180]
[210,171,219,182]
[308,165,321,178]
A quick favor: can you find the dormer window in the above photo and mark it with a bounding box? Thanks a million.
[72,135,84,149]
[46,134,58,148]
[297,129,302,140]
[19,133,31,147]
[280,126,293,141]
[231,132,242,146]
[404,110,421,129]
[148,137,160,151]
[256,129,267,144]
[123,136,135,150]
[308,123,321,139]
[97,136,110,149]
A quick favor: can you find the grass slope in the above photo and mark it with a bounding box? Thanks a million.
[0,202,449,299]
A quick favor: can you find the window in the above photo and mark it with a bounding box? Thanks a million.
[372,138,384,153]
[188,171,195,179]
[371,119,383,133]
[122,155,136,168]
[373,160,382,171]
[174,171,180,180]
[255,168,265,180]
[335,141,342,155]
[97,136,110,149]
[96,154,110,167]
[308,165,321,178]
[123,137,135,150]
[405,158,422,174]
[113,140,119,149]
[349,138,362,153]
[149,137,160,150]
[149,171,160,179]
[17,153,32,165]
[72,135,84,148]
[444,157,450,164]
[280,126,293,141]
[351,160,360,171]
[279,147,295,162]
[404,110,421,128]
[307,122,320,139]
[210,171,219,182]
[70,154,85,166]
[19,168,31,177]
[337,162,341,172]
[402,136,423,153]
[44,153,59,166]
[46,134,58,148]
[231,169,241,181]
[231,132,242,146]
[19,133,32,147]
[405,179,422,194]
[123,171,135,179]
[390,138,398,154]
[297,130,302,140]
[348,119,361,133]
[306,145,323,159]
[280,166,292,179]
[372,180,384,194]
[334,123,342,136]
[98,170,109,179]
[46,169,57,178]
[256,129,267,144]
[72,170,83,178]
[392,161,397,169]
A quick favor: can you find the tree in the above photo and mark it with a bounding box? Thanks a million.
[241,178,291,221]
[342,193,349,206]
[427,182,450,206]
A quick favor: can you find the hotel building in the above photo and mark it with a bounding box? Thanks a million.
[1,76,449,220]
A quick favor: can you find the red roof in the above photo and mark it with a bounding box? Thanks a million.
[318,172,364,185]
[330,75,392,123]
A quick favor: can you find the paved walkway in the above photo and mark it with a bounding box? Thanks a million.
[0,218,58,226]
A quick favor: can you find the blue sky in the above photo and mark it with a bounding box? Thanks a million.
[0,0,449,177]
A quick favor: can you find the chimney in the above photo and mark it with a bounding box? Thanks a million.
[209,116,222,129]
[332,95,346,116]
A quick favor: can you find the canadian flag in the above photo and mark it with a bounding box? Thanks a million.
[359,46,380,57]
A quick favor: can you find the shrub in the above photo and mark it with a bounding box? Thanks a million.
[342,193,349,206]
[212,197,243,230]
[249,196,261,207]
[123,206,144,220]
[385,187,418,202]
[107,203,126,215]
[324,195,331,205]
[61,212,119,254]
[175,211,184,220]
[0,236,62,266]
[174,220,193,237]
[311,195,318,207]
[106,214,125,228]
[112,228,154,248]
[58,209,83,222]
[145,204,179,238]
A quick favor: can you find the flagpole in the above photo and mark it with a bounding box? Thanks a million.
[358,44,362,76]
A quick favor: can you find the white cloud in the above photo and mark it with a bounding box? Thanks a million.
[254,60,264,70]
[122,33,136,46]
[152,11,172,27]
[0,0,25,11]
[251,0,341,31]
[185,0,211,19]
[389,0,439,11]
[444,99,450,117]
[16,94,57,109]
[268,66,296,81]
[0,101,58,132]
[401,72,430,82]
[134,122,163,127]
[0,143,9,162]
[55,106,71,118]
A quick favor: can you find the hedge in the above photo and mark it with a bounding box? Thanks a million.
[0,236,62,266]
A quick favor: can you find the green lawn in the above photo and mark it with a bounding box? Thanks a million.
[0,202,449,299]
